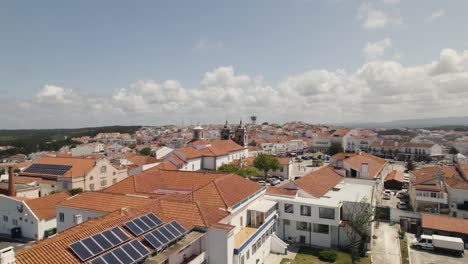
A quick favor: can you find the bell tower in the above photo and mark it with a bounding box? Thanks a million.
[234,120,248,147]
[220,121,231,140]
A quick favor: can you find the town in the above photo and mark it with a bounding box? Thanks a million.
[0,120,467,264]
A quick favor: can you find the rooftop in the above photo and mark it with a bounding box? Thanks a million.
[422,214,468,235]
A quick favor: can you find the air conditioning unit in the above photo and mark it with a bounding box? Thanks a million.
[74,214,83,224]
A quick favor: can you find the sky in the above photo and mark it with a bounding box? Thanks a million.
[1,0,468,128]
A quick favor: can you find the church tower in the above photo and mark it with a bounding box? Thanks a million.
[233,120,248,147]
[220,121,231,140]
[192,124,204,140]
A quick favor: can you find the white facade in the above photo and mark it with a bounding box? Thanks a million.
[152,146,174,159]
[55,206,106,232]
[446,185,468,219]
[0,195,56,240]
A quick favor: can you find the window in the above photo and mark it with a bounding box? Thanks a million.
[283,219,291,225]
[296,221,310,231]
[100,179,107,187]
[246,249,250,259]
[284,203,294,214]
[280,167,284,172]
[12,219,18,226]
[89,183,94,191]
[100,166,107,173]
[3,216,8,222]
[313,224,329,234]
[89,176,94,180]
[240,255,244,264]
[59,213,65,222]
[431,192,437,198]
[319,207,335,220]
[300,205,311,216]
[240,216,243,227]
[112,178,117,185]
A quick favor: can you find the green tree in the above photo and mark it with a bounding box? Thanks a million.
[449,146,459,155]
[128,144,136,150]
[139,147,151,156]
[49,190,63,195]
[238,167,261,178]
[217,164,240,174]
[0,168,5,175]
[344,197,374,262]
[69,188,83,196]
[253,154,280,179]
[327,143,344,156]
[14,168,20,173]
[406,160,416,171]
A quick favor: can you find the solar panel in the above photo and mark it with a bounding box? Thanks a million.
[124,213,163,236]
[143,221,186,250]
[69,227,130,261]
[90,240,150,264]
[25,163,72,176]
[69,241,93,261]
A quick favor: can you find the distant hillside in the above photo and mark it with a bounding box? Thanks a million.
[0,125,141,158]
[343,116,468,129]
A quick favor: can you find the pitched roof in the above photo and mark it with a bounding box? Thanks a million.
[342,152,387,178]
[422,214,468,235]
[175,147,204,159]
[294,166,343,197]
[21,156,96,178]
[385,170,404,182]
[410,166,444,184]
[266,187,298,197]
[57,192,154,213]
[25,192,70,220]
[332,128,351,137]
[125,153,160,166]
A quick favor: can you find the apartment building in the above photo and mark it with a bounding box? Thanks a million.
[370,141,443,161]
[265,166,375,248]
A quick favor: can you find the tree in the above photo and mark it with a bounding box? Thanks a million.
[343,197,373,262]
[217,164,240,174]
[0,168,5,175]
[238,167,261,178]
[69,188,83,196]
[328,143,344,156]
[139,147,151,156]
[253,154,280,179]
[449,146,459,155]
[406,160,416,171]
[14,168,20,173]
[128,144,136,150]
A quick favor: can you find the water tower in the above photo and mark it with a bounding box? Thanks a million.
[250,116,257,125]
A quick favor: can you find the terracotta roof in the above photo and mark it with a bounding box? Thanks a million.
[266,187,298,197]
[25,192,71,220]
[14,161,32,169]
[125,153,160,166]
[332,128,351,137]
[294,166,343,197]
[175,147,203,159]
[57,192,154,213]
[411,167,445,184]
[3,176,56,185]
[385,170,404,182]
[422,214,468,235]
[400,142,435,148]
[342,152,387,178]
[445,166,468,190]
[154,161,179,170]
[277,157,291,165]
[21,156,96,178]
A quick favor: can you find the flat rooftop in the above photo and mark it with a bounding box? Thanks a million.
[234,226,257,248]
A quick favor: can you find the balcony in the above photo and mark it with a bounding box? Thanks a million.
[233,215,276,255]
[415,191,447,204]
[246,199,278,228]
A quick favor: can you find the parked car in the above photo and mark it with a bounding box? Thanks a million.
[383,190,392,196]
[397,190,408,198]
[412,234,464,256]
[397,201,409,210]
[383,193,391,200]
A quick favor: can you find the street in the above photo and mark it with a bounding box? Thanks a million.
[371,222,401,264]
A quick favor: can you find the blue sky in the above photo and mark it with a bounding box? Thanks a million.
[1,0,468,128]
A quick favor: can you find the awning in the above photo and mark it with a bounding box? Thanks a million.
[247,199,277,213]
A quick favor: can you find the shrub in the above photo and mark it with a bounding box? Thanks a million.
[319,249,338,262]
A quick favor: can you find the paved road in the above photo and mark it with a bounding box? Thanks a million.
[372,222,401,264]
[407,233,467,264]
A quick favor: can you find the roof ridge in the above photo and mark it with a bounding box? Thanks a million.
[194,201,209,227]
[212,179,229,208]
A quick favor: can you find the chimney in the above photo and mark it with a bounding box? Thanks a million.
[361,163,369,179]
[8,166,15,197]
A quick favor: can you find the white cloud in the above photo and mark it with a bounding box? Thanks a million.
[3,48,468,128]
[427,10,445,22]
[357,3,403,29]
[382,0,400,4]
[363,38,392,60]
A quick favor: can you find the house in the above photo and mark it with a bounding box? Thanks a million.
[384,170,405,190]
[329,152,390,180]
[272,158,294,181]
[0,192,70,240]
[264,166,375,249]
[370,141,443,161]
[151,146,173,159]
[168,139,248,171]
[408,167,450,214]
[445,163,468,219]
[70,143,105,157]
[19,156,128,195]
[16,169,285,264]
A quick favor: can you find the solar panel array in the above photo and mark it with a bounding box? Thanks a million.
[124,213,163,236]
[143,221,187,250]
[69,227,130,261]
[24,163,72,176]
[89,239,150,264]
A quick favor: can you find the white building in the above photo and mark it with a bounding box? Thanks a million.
[71,143,105,157]
[0,192,70,240]
[265,166,375,248]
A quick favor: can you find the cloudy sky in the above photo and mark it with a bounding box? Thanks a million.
[1,0,468,128]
